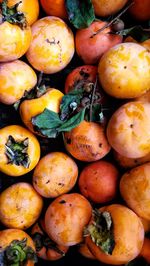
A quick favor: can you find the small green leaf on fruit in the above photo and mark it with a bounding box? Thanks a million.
[65,0,95,29]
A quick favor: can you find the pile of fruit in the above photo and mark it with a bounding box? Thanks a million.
[0,0,150,265]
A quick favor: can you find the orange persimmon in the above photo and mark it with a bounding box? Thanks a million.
[45,193,92,246]
[0,229,36,266]
[85,204,144,265]
[40,0,67,19]
[64,120,111,162]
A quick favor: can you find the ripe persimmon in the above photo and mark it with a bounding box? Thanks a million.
[0,60,37,105]
[64,65,97,94]
[26,17,74,74]
[79,160,119,203]
[120,162,150,221]
[40,0,67,19]
[75,20,122,65]
[92,0,128,17]
[0,0,31,62]
[45,193,92,246]
[0,125,40,176]
[0,229,37,266]
[31,219,69,261]
[19,88,64,135]
[0,182,43,229]
[64,120,111,162]
[98,43,150,99]
[0,0,39,25]
[33,152,78,198]
[85,204,144,265]
[107,102,150,158]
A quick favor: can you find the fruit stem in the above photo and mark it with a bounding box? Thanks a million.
[1,0,27,29]
[90,1,134,38]
[89,76,98,122]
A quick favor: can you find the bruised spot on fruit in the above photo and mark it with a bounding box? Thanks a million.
[99,143,102,148]
[66,138,71,144]
[59,200,66,204]
[79,70,90,79]
[46,180,50,184]
[130,124,134,128]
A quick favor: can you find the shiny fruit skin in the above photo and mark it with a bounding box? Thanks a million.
[0,20,31,62]
[0,182,43,229]
[64,120,111,162]
[107,102,150,158]
[75,21,122,64]
[26,16,75,74]
[45,193,92,246]
[79,160,119,203]
[86,204,144,265]
[0,60,37,105]
[120,162,150,221]
[92,0,128,17]
[40,0,67,19]
[33,152,78,198]
[98,43,150,99]
[19,88,64,135]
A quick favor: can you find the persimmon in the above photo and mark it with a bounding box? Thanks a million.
[0,0,31,62]
[64,65,97,94]
[92,0,128,17]
[140,237,150,263]
[120,162,150,221]
[0,60,37,105]
[0,0,39,25]
[26,16,74,74]
[78,242,96,260]
[0,125,40,176]
[128,0,150,21]
[113,150,150,168]
[40,0,67,19]
[0,182,43,229]
[19,88,64,135]
[98,43,150,99]
[33,152,78,198]
[85,205,144,265]
[64,120,111,162]
[107,102,150,158]
[75,20,122,64]
[31,219,69,260]
[45,193,92,246]
[0,229,37,266]
[78,160,119,204]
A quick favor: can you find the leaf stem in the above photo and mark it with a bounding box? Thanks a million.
[90,1,134,38]
[89,76,98,122]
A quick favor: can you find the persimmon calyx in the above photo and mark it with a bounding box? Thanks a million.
[5,135,30,168]
[0,238,37,266]
[84,209,115,255]
[32,232,65,256]
[0,0,27,29]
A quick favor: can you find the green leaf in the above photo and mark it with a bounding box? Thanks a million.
[58,108,86,132]
[32,109,63,130]
[65,0,95,29]
[32,108,85,138]
[117,25,150,42]
[60,88,84,121]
